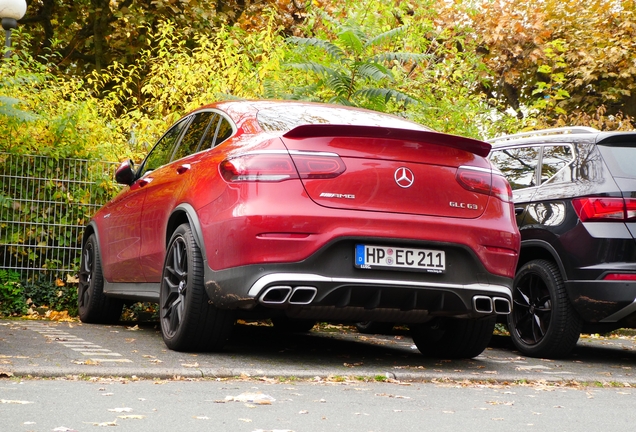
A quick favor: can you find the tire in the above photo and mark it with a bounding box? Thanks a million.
[77,234,124,324]
[160,223,234,352]
[411,316,496,359]
[508,259,582,359]
[355,321,395,335]
[271,316,316,333]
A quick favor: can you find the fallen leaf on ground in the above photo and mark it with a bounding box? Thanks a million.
[225,392,275,404]
[84,419,118,426]
[108,407,133,413]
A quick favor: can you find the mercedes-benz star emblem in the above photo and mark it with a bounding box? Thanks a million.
[394,167,415,188]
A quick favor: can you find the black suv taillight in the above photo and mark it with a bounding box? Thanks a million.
[572,197,636,222]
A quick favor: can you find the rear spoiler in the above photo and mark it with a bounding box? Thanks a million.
[283,124,491,157]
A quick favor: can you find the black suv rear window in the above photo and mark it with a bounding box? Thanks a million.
[598,144,636,178]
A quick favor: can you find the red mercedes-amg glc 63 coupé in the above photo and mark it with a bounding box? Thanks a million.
[79,100,520,358]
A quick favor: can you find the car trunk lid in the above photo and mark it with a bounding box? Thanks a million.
[281,125,494,219]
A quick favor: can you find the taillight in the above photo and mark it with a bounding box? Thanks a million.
[572,197,636,222]
[220,152,345,182]
[491,174,514,203]
[456,167,513,202]
[290,153,346,179]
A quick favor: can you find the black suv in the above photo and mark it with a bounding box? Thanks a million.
[489,127,636,358]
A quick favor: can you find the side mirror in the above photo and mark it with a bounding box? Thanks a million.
[115,159,136,185]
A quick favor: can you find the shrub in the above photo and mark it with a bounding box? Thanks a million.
[0,270,27,316]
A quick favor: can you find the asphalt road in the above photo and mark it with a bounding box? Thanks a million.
[1,319,635,384]
[2,319,636,432]
[2,374,636,432]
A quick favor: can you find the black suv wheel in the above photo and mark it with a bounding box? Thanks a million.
[509,259,582,358]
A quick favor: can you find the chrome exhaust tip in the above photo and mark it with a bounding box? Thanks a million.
[260,286,292,304]
[473,295,494,314]
[493,297,511,314]
[288,286,317,305]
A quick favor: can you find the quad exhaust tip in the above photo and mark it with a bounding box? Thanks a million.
[473,295,511,315]
[260,286,317,305]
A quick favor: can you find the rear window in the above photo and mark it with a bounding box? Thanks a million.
[257,104,430,132]
[598,144,636,178]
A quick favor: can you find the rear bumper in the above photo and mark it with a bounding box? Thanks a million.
[196,182,519,280]
[203,237,513,322]
[567,279,636,323]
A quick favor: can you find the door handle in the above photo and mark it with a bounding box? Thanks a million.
[177,164,191,175]
[138,177,152,187]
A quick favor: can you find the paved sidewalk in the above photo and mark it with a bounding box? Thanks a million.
[1,319,635,383]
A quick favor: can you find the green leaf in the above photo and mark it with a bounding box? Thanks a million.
[537,65,553,74]
[0,97,38,122]
[356,63,394,81]
[371,52,432,64]
[355,87,419,106]
[365,26,406,48]
[287,36,346,62]
[338,29,364,55]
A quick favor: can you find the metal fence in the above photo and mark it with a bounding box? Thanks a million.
[0,152,118,283]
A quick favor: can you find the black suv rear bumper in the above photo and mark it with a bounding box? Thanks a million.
[567,280,636,322]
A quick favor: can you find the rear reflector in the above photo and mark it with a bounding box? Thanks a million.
[603,273,636,281]
[456,167,513,202]
[572,197,636,222]
[220,152,345,182]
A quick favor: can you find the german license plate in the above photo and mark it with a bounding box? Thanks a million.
[354,244,445,273]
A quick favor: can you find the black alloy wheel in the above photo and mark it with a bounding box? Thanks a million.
[161,234,189,340]
[508,259,582,359]
[78,233,123,323]
[160,223,234,352]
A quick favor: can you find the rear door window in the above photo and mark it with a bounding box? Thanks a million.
[214,117,234,146]
[489,146,540,190]
[172,112,217,161]
[540,144,575,185]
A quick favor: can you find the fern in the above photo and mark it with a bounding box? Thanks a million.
[284,19,420,111]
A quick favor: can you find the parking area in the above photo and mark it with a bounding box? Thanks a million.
[1,319,635,384]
